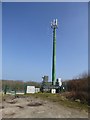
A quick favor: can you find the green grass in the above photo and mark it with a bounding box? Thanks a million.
[26,93,88,112]
[0,92,2,96]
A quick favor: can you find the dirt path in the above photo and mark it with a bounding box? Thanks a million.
[1,95,88,118]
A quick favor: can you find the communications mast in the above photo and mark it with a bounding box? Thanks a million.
[51,19,58,86]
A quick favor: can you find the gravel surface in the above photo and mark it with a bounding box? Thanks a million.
[1,95,88,118]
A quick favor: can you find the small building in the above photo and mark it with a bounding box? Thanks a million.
[51,89,56,94]
[35,88,40,93]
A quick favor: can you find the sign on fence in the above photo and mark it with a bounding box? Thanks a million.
[26,86,35,94]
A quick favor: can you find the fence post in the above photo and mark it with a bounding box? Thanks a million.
[4,85,7,94]
[24,84,27,95]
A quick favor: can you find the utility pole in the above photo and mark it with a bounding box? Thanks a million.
[51,19,58,86]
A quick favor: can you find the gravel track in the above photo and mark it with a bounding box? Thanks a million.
[1,95,88,118]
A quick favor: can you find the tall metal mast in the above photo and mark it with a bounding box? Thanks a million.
[51,19,58,86]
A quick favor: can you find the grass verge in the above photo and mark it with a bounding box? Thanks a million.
[26,93,88,112]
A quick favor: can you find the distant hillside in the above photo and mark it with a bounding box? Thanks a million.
[1,80,41,91]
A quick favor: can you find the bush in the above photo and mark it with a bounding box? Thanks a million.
[63,75,89,104]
